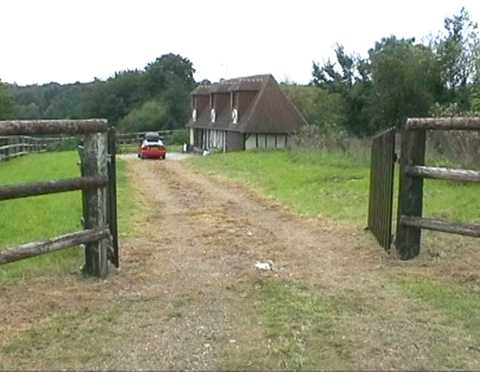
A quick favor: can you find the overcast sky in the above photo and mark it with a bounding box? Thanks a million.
[1,0,479,86]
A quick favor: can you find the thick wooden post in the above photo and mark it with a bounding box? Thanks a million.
[395,128,426,259]
[82,132,109,277]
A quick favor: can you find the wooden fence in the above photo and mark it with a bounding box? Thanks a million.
[395,117,480,259]
[0,135,76,161]
[116,129,186,145]
[0,120,118,277]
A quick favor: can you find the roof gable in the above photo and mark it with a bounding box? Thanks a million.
[187,74,307,133]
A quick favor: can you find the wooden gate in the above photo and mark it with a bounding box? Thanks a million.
[368,127,396,251]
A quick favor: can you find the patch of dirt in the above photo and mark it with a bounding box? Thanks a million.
[1,159,480,369]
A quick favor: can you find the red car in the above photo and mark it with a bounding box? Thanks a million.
[138,132,167,160]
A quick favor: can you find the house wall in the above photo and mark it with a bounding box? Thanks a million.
[226,131,244,152]
[194,128,227,151]
[189,128,194,146]
[193,130,289,152]
[213,93,229,113]
[193,95,209,112]
[245,133,288,150]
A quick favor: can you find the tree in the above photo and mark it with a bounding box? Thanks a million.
[436,7,480,108]
[312,45,373,135]
[283,84,347,131]
[312,45,356,93]
[6,53,197,128]
[0,80,14,120]
[368,36,443,131]
[118,99,169,132]
[145,53,195,98]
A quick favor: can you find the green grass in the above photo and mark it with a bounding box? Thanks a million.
[116,158,140,237]
[117,144,138,154]
[0,151,137,282]
[257,279,355,369]
[189,150,480,225]
[1,303,127,368]
[397,276,480,339]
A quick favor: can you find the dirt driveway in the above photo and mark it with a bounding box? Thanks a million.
[1,158,479,369]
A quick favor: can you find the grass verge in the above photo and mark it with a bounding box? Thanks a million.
[188,150,480,225]
[0,151,137,283]
[397,275,480,339]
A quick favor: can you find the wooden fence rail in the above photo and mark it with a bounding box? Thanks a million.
[0,228,110,265]
[116,129,186,145]
[395,116,480,259]
[0,119,117,278]
[0,135,76,161]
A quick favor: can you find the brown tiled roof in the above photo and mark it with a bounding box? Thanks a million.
[191,75,269,95]
[186,74,307,134]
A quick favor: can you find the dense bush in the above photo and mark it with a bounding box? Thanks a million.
[118,100,169,132]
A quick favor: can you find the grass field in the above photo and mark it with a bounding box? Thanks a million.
[0,151,136,282]
[189,149,480,225]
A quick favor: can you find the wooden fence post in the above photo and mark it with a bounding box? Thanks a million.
[395,127,426,259]
[5,137,10,161]
[107,127,119,268]
[82,132,109,277]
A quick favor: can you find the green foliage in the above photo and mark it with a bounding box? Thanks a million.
[368,37,443,130]
[472,85,480,111]
[0,79,14,120]
[7,53,196,130]
[282,84,348,131]
[169,129,189,145]
[436,7,480,108]
[118,99,169,132]
[312,45,373,135]
[309,8,480,136]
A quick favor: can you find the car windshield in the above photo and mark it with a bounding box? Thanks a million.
[145,135,160,142]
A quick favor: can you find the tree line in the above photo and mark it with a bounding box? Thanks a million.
[287,7,480,136]
[0,53,196,132]
[0,8,479,136]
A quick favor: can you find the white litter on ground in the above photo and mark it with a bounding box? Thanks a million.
[255,260,273,271]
